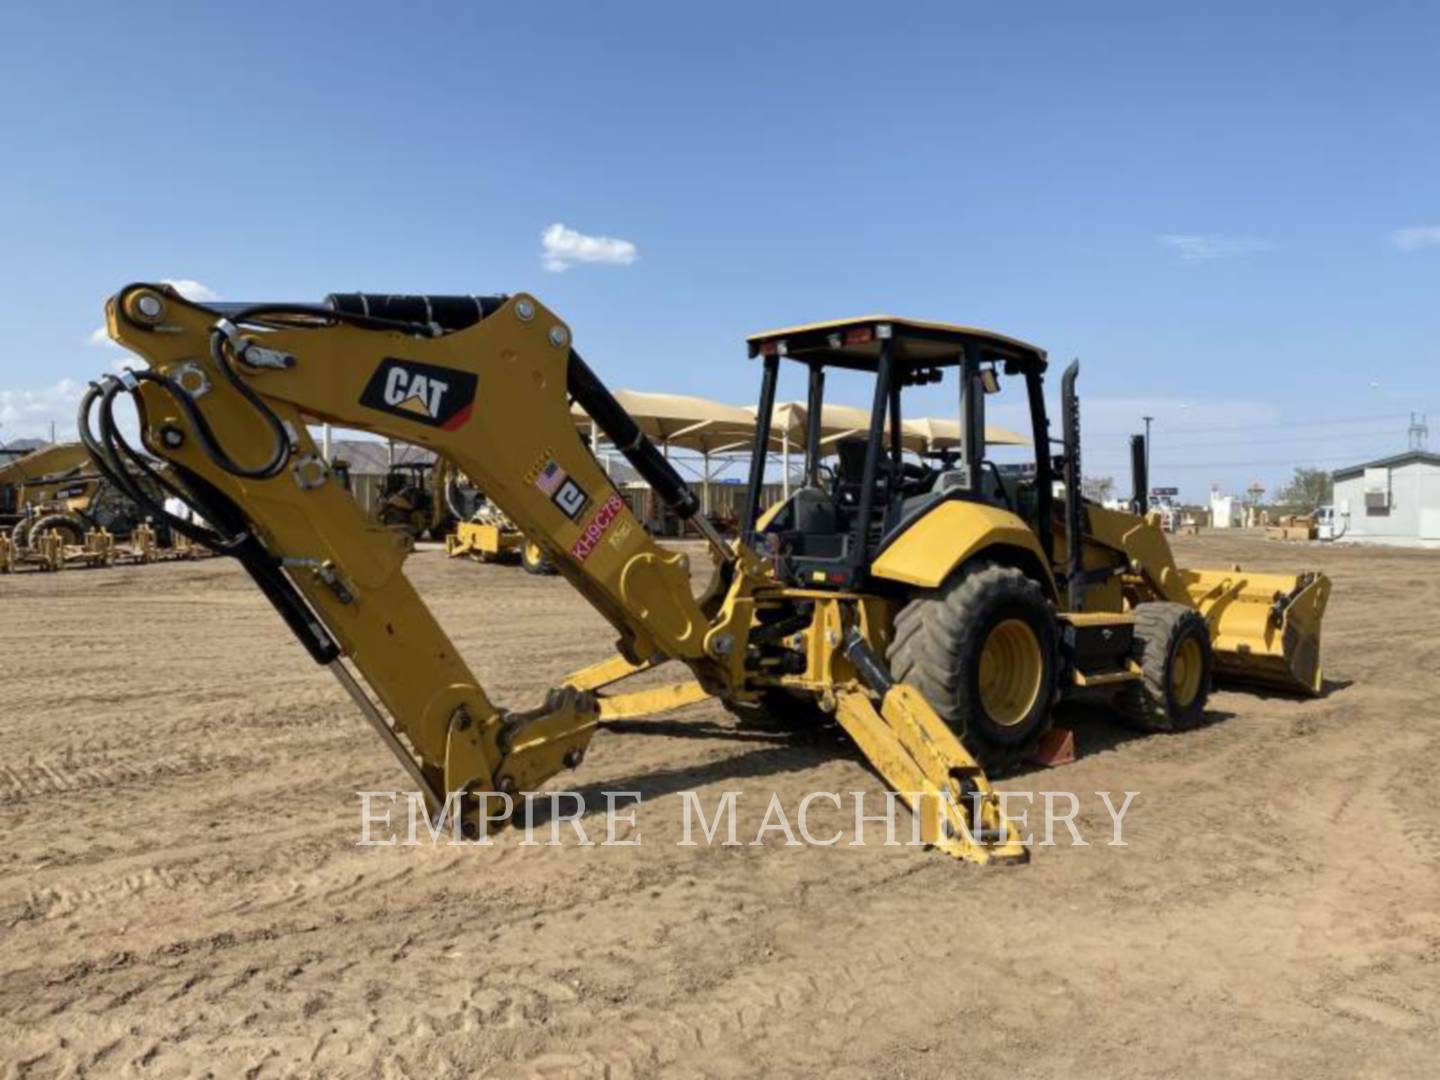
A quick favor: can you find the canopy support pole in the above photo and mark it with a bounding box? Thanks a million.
[782,431,791,500]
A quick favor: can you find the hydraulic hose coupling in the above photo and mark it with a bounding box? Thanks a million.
[214,319,297,370]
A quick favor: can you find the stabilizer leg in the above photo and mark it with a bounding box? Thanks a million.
[837,632,1028,866]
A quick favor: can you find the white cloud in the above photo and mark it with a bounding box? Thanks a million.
[0,379,88,444]
[1158,234,1273,261]
[87,278,219,347]
[540,223,638,272]
[1390,225,1440,251]
[162,278,218,302]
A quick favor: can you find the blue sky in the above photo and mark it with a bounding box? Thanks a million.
[1,1,1435,500]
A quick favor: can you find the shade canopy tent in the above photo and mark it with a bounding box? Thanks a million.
[573,390,1031,509]
[751,402,1030,497]
[754,401,1027,451]
[571,391,758,455]
[901,415,1030,453]
[571,391,771,514]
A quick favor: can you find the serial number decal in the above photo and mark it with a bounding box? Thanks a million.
[571,493,626,562]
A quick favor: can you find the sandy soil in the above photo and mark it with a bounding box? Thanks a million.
[1,532,1438,1078]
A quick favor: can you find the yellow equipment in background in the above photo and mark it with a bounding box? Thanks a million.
[84,285,1330,867]
[2,442,101,548]
[1265,514,1319,543]
[374,459,458,541]
[447,500,555,575]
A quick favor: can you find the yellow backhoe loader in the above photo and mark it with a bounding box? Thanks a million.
[374,458,462,541]
[82,285,1329,866]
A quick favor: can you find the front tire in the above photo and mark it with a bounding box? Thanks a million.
[888,561,1059,771]
[1118,603,1212,731]
[9,517,33,551]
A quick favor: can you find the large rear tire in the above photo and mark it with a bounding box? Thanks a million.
[888,561,1059,771]
[29,513,87,547]
[1118,603,1212,731]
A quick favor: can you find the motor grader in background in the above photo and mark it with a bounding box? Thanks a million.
[83,284,1329,865]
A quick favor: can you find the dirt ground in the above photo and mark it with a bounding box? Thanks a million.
[2,531,1438,1078]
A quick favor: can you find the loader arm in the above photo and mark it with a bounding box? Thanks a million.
[83,283,1023,864]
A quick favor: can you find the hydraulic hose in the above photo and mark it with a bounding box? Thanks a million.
[78,376,241,551]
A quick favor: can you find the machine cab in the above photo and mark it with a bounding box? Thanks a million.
[738,316,1056,591]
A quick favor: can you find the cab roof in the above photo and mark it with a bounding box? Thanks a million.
[746,315,1048,373]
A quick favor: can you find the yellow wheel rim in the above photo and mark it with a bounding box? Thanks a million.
[977,618,1044,728]
[523,541,541,566]
[1171,636,1203,708]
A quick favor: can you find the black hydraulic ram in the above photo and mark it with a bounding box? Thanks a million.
[325,293,508,332]
[566,351,732,560]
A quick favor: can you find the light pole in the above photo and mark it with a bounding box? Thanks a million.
[1141,415,1154,504]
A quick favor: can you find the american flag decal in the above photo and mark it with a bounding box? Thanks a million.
[534,460,567,496]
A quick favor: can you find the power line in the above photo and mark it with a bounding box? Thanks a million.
[1099,428,1399,450]
[1086,411,1414,438]
[1086,453,1374,469]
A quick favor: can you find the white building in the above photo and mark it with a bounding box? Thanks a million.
[1330,451,1440,547]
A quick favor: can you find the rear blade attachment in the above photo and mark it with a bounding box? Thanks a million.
[1184,568,1331,695]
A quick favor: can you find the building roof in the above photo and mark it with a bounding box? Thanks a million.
[1332,450,1440,481]
[327,439,434,476]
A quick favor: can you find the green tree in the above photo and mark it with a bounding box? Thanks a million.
[1275,466,1333,509]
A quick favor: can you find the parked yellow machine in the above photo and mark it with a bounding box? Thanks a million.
[83,284,1329,866]
[1,442,100,547]
[447,499,556,574]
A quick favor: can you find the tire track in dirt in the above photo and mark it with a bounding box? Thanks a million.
[3,537,1439,1078]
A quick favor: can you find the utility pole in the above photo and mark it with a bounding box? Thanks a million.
[1409,412,1429,452]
